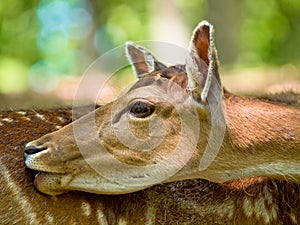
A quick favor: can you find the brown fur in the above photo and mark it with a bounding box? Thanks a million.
[192,25,210,65]
[1,108,300,224]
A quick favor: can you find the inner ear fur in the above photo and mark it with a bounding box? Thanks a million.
[125,42,166,78]
[186,20,222,105]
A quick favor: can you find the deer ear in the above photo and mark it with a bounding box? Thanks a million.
[186,21,222,105]
[125,42,167,78]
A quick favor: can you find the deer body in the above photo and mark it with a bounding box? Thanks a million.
[1,20,299,224]
[0,108,300,224]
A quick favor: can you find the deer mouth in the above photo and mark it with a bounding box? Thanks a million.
[24,151,69,174]
[24,144,79,195]
[24,141,83,174]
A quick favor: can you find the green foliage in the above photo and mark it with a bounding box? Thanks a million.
[0,1,40,65]
[239,0,300,65]
[176,0,207,30]
[0,0,300,93]
[0,57,28,93]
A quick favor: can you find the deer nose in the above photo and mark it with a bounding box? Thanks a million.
[24,142,47,155]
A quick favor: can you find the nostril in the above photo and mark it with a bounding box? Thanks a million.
[24,144,47,155]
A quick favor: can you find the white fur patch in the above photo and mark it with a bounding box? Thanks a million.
[46,213,54,224]
[243,190,278,224]
[0,159,38,223]
[81,200,92,217]
[201,22,216,103]
[97,206,108,225]
[23,117,31,121]
[16,111,26,115]
[57,116,66,123]
[2,118,13,123]
[36,113,46,121]
[118,218,128,225]
[145,206,156,225]
[290,212,297,224]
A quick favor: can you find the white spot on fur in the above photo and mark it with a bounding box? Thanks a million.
[55,125,62,130]
[118,218,128,225]
[36,113,46,121]
[0,159,38,223]
[17,111,26,115]
[270,205,278,222]
[145,206,156,225]
[243,197,254,217]
[81,201,91,217]
[243,194,278,224]
[263,186,278,221]
[57,116,66,123]
[290,212,297,224]
[254,198,269,222]
[46,213,54,224]
[97,204,108,225]
[24,117,31,121]
[284,133,295,141]
[2,118,13,123]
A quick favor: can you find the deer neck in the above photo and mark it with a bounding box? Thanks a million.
[172,93,300,184]
[212,93,300,183]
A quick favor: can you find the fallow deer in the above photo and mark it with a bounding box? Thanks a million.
[24,20,300,194]
[1,21,299,224]
[1,109,300,224]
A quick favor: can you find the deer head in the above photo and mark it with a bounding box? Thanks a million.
[24,21,300,196]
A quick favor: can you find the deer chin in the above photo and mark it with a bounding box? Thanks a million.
[34,170,150,196]
[66,173,151,195]
[34,172,74,196]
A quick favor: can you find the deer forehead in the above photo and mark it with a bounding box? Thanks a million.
[128,65,187,90]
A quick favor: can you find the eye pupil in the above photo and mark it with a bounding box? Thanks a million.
[135,102,146,113]
[130,101,154,118]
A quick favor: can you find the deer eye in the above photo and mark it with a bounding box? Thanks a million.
[129,101,154,118]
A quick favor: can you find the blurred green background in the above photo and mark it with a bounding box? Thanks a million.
[0,0,299,108]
